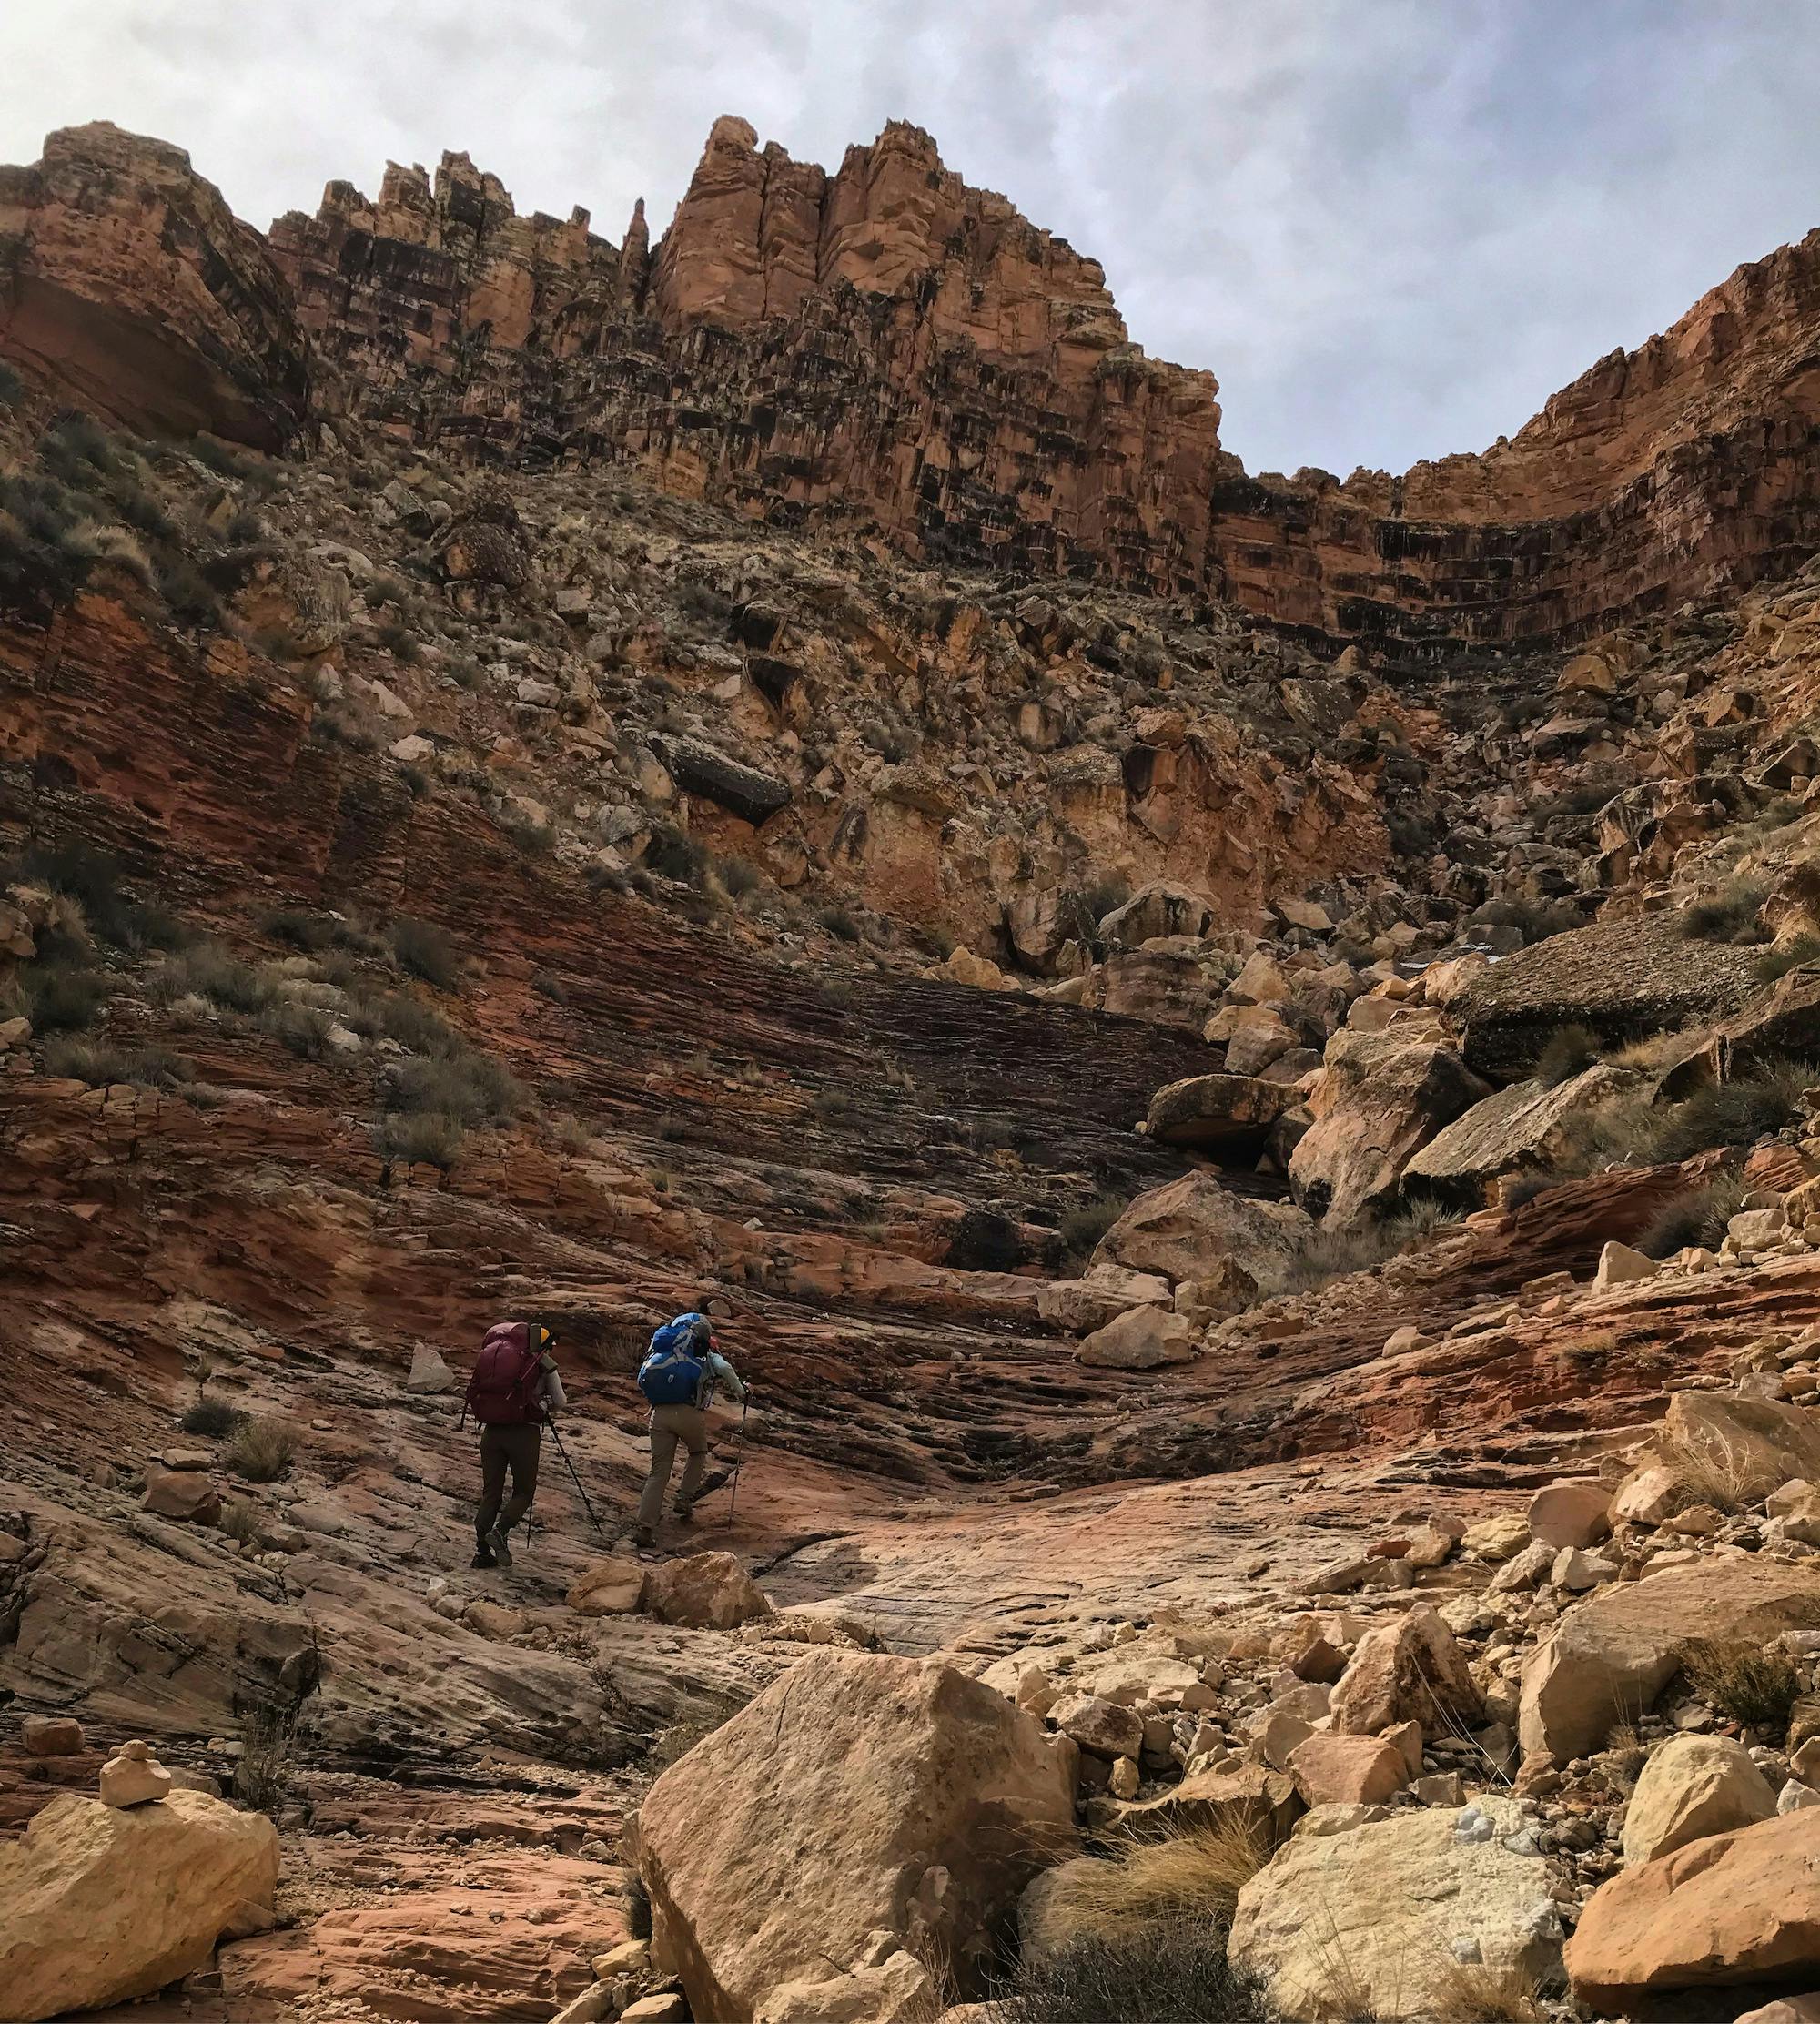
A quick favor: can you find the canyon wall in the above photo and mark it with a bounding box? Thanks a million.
[5,118,1819,645]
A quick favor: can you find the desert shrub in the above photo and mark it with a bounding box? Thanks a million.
[43,1037,192,1089]
[165,946,277,1015]
[233,1692,307,1816]
[0,470,100,617]
[223,1416,298,1483]
[1657,1064,1813,1159]
[260,1001,334,1060]
[987,1919,1275,2024]
[1059,1192,1128,1260]
[1637,1174,1749,1259]
[1083,874,1130,926]
[549,1112,595,1154]
[262,907,381,957]
[0,361,22,409]
[1683,1639,1802,1733]
[643,824,707,886]
[647,1697,741,1769]
[22,962,107,1032]
[531,968,570,1004]
[1534,1023,1603,1088]
[817,904,861,943]
[197,541,276,594]
[373,1108,466,1168]
[389,916,460,988]
[375,619,420,663]
[380,1047,521,1126]
[180,1397,246,1439]
[1500,1172,1557,1212]
[859,716,915,763]
[1259,1200,1462,1301]
[189,435,278,491]
[720,856,763,899]
[10,840,185,951]
[1759,934,1820,983]
[217,1497,262,1545]
[504,813,555,855]
[1057,1819,1268,1938]
[1679,879,1769,945]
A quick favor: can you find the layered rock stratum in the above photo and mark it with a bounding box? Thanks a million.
[8,106,1820,2024]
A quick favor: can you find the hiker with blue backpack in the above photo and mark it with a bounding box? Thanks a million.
[632,1307,746,1548]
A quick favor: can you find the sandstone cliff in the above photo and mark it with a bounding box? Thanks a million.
[7,117,1820,645]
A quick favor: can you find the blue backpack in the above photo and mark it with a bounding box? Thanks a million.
[638,1313,708,1406]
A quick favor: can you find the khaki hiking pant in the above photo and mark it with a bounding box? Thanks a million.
[636,1403,710,1531]
[477,1422,541,1543]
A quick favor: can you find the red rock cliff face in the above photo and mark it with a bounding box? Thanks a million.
[5,117,1820,644]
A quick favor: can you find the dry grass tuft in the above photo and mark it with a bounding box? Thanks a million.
[1057,1816,1270,1938]
[1428,1954,1546,2024]
[222,1415,298,1483]
[1683,1638,1802,1735]
[1653,1422,1767,1513]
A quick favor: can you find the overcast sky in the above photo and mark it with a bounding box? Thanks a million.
[5,1,1817,478]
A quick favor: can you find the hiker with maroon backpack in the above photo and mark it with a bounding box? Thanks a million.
[463,1321,566,1569]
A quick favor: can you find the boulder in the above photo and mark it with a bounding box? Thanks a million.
[140,1468,221,1524]
[635,1651,1078,2018]
[1568,1808,1820,2006]
[1287,1733,1409,1806]
[1653,1390,1820,1505]
[1620,1735,1777,1865]
[642,1552,773,1631]
[1453,914,1764,1080]
[566,1558,647,1617]
[1329,1606,1484,1736]
[1402,1063,1641,1206]
[1611,1462,1695,1526]
[1593,1240,1659,1290]
[1036,1264,1171,1337]
[1229,1795,1559,2021]
[1075,1305,1194,1371]
[1528,1481,1613,1552]
[1289,1031,1490,1226]
[0,1789,278,2020]
[21,1716,83,1756]
[404,1343,455,1393]
[1097,882,1213,949]
[1050,1693,1144,1760]
[1093,1169,1310,1289]
[1520,1560,1820,1761]
[1111,1760,1300,1843]
[1461,1512,1531,1563]
[753,1948,935,2024]
[1145,1073,1296,1152]
[658,736,791,825]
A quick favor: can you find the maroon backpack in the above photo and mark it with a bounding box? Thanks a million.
[462,1321,544,1426]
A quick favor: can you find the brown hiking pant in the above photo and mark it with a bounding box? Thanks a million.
[477,1422,541,1542]
[636,1403,710,1531]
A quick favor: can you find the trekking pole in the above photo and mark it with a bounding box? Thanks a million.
[724,1395,751,1529]
[546,1420,609,1540]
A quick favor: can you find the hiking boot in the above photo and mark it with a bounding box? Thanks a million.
[631,1526,657,1550]
[487,1525,512,1569]
[672,1503,695,1525]
[470,1543,497,1569]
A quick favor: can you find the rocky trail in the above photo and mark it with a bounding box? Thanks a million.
[12,96,1820,2024]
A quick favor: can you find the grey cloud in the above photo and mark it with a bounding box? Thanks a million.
[3,0,1817,477]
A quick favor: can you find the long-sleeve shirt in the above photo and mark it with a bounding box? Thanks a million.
[702,1349,744,1409]
[537,1355,567,1417]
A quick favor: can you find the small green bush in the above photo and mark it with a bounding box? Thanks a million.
[1059,1192,1128,1260]
[44,1037,191,1088]
[373,1108,465,1168]
[1680,879,1769,945]
[1638,1174,1748,1259]
[720,856,763,899]
[380,1049,521,1126]
[643,824,706,886]
[167,946,277,1014]
[260,1001,334,1060]
[1758,934,1820,983]
[987,1921,1276,2024]
[375,619,420,663]
[23,963,107,1032]
[817,904,861,943]
[1684,1639,1802,1734]
[180,1397,246,1438]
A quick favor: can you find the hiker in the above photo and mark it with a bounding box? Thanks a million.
[464,1320,566,1569]
[633,1308,746,1547]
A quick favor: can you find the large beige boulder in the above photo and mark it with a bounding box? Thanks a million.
[635,1651,1078,2019]
[1289,1031,1490,1226]
[642,1552,772,1631]
[1075,1305,1194,1370]
[1527,1481,1612,1552]
[753,1947,935,2024]
[1568,1808,1820,2006]
[1329,1605,1483,1736]
[1621,1735,1777,1865]
[1653,1390,1820,1505]
[1145,1072,1296,1152]
[1520,1560,1820,1762]
[1093,1170,1310,1289]
[1111,1760,1301,1842]
[1401,1063,1640,1205]
[0,1789,278,2021]
[1036,1264,1170,1337]
[1287,1733,1409,1806]
[567,1557,646,1617]
[1229,1795,1559,2021]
